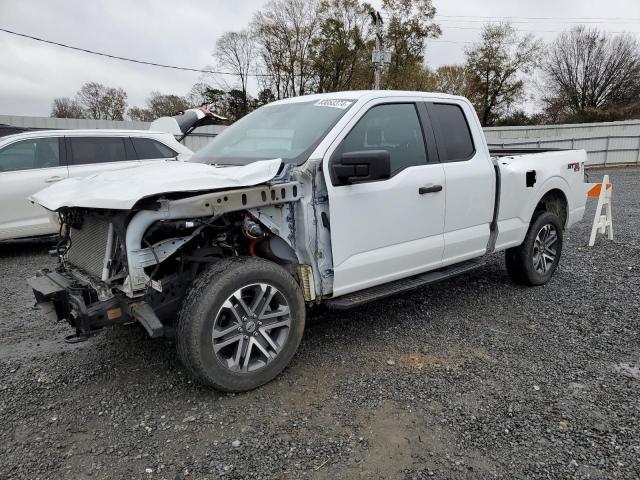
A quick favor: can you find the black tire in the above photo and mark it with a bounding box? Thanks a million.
[505,211,563,286]
[176,256,305,392]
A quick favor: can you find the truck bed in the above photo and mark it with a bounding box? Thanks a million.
[492,149,587,252]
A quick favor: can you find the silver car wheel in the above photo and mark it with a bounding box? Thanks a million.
[212,283,291,373]
[532,224,558,274]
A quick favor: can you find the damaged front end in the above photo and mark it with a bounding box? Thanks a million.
[28,178,306,342]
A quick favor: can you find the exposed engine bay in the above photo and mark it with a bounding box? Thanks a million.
[31,176,321,341]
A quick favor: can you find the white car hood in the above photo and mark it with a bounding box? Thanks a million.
[32,159,282,211]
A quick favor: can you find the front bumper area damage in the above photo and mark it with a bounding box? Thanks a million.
[27,160,308,343]
[28,268,165,342]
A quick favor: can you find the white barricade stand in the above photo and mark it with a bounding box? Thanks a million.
[586,175,613,247]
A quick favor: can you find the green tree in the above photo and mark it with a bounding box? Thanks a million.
[128,91,190,121]
[431,65,473,97]
[493,109,543,126]
[146,92,190,118]
[381,0,441,89]
[465,24,541,127]
[224,89,251,121]
[186,83,262,121]
[188,83,222,107]
[255,88,276,107]
[311,0,374,92]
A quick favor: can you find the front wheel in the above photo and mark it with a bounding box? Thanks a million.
[176,257,305,392]
[505,211,563,286]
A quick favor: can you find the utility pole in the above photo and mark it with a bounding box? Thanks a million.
[370,10,390,90]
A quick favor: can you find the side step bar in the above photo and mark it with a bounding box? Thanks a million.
[325,259,484,310]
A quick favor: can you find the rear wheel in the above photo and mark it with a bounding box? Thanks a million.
[505,211,563,286]
[176,257,305,392]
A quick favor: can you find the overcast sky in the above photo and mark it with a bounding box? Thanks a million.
[1,0,640,117]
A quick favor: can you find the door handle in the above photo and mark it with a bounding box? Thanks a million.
[45,176,64,183]
[419,184,443,194]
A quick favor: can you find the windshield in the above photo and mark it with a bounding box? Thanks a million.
[190,99,354,166]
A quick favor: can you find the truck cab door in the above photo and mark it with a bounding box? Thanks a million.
[324,100,446,297]
[424,101,495,265]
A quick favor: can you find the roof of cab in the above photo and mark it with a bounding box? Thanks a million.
[269,90,467,105]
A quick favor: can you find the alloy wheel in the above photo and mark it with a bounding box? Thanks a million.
[532,223,558,274]
[212,283,291,373]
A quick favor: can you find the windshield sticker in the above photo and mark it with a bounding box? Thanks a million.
[314,99,353,109]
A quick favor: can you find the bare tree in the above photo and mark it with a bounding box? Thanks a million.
[76,82,128,120]
[50,97,84,118]
[127,106,154,122]
[146,92,189,118]
[128,91,190,121]
[214,30,255,115]
[542,26,640,121]
[465,24,541,126]
[187,82,216,107]
[251,0,322,99]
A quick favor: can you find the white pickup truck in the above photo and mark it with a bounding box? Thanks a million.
[28,91,587,392]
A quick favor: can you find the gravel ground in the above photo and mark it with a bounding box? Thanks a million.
[1,167,638,480]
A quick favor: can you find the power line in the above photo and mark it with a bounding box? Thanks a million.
[0,27,269,77]
[4,23,633,72]
[382,12,640,26]
[442,25,640,34]
[430,39,475,45]
[437,14,640,22]
[439,18,640,25]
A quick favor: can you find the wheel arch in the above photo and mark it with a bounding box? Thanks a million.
[526,176,571,229]
[533,188,568,228]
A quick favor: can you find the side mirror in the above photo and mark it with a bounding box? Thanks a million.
[331,150,391,186]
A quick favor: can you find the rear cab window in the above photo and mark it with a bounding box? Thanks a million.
[68,137,133,165]
[427,103,475,162]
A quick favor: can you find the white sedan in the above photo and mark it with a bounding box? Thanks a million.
[0,129,192,240]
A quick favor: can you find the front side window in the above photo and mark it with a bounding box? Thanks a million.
[131,138,177,159]
[340,103,427,174]
[0,138,61,172]
[191,99,354,166]
[69,137,127,165]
